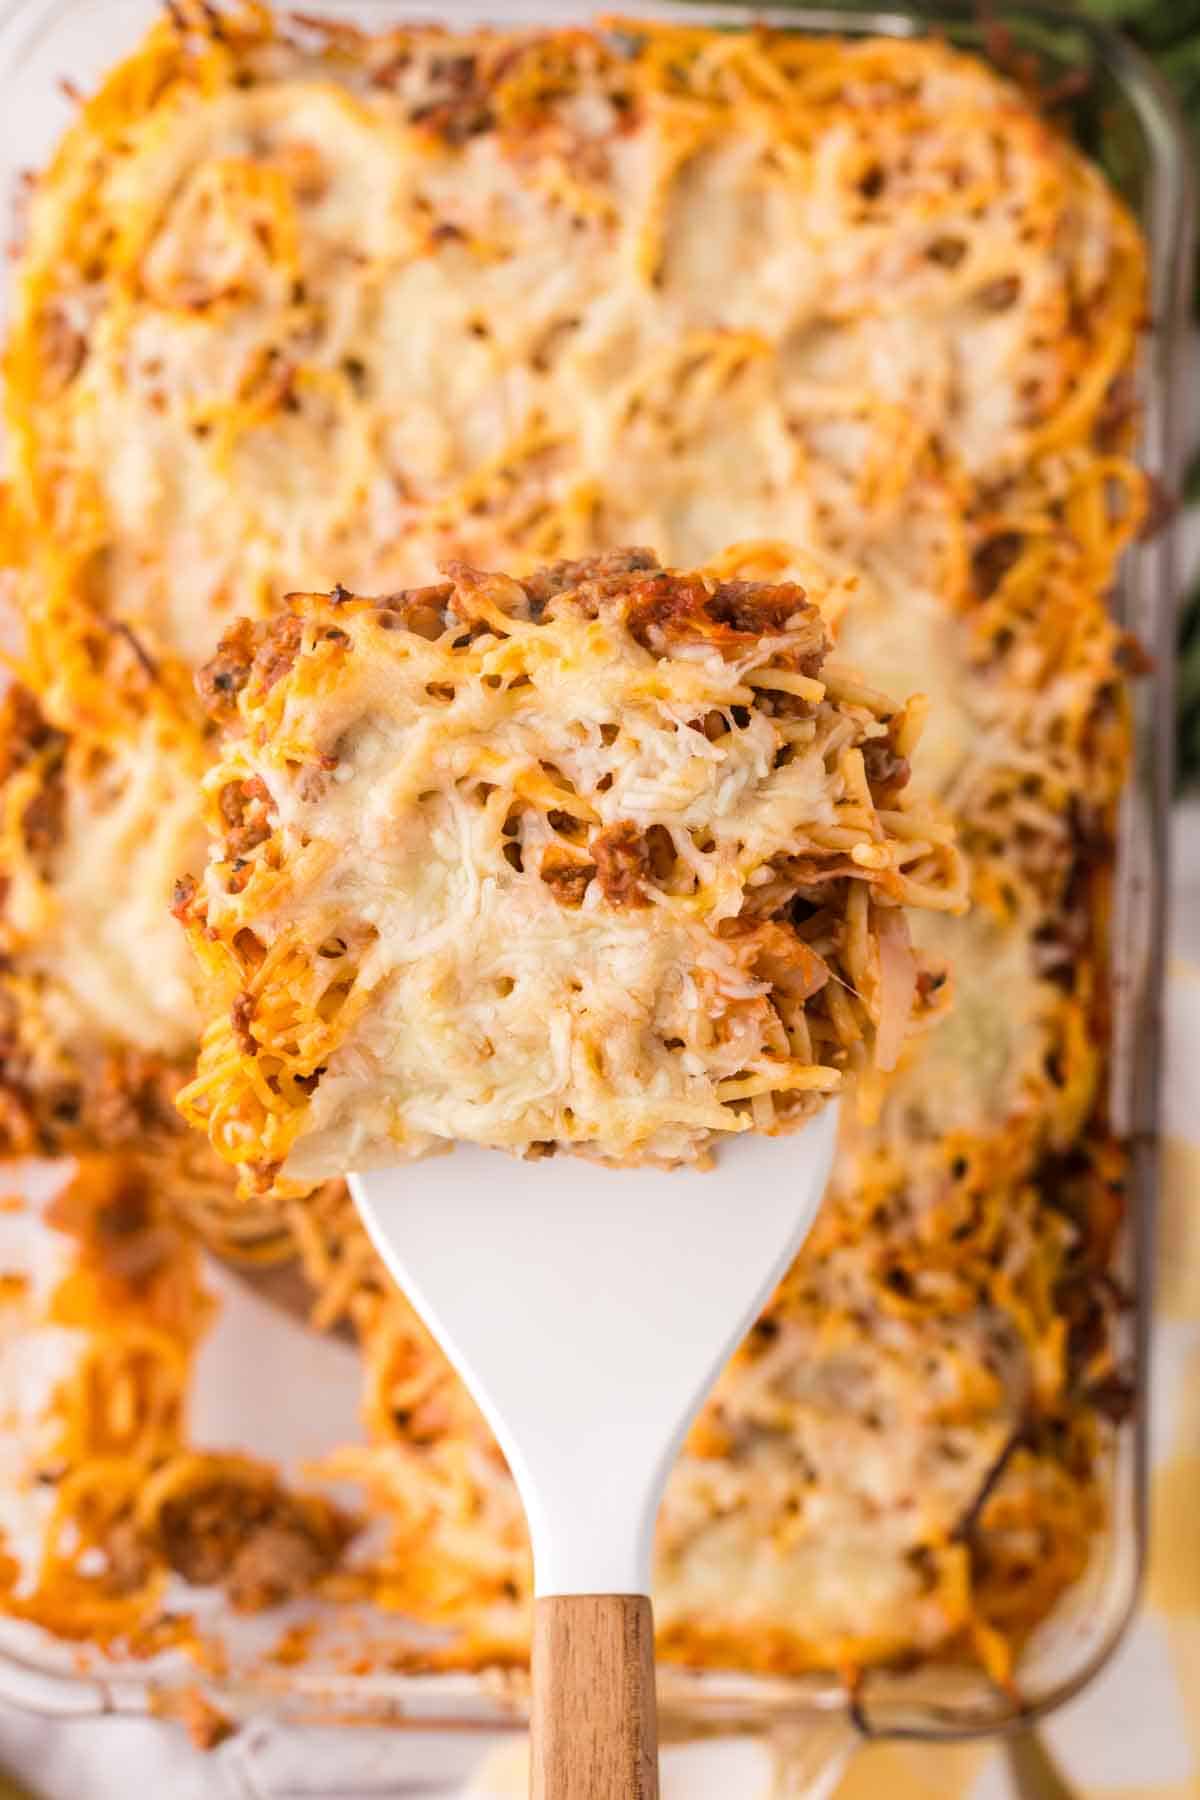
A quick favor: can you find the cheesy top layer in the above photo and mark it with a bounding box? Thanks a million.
[1,712,204,1057]
[9,14,1141,713]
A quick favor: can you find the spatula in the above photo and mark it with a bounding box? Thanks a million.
[349,1101,839,1800]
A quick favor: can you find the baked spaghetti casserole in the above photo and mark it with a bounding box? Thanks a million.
[0,3,1146,1688]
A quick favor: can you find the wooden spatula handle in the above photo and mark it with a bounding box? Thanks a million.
[531,1594,659,1800]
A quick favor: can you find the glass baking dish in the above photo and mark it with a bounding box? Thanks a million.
[0,0,1192,1778]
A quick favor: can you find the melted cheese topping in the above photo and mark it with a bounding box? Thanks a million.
[834,579,977,801]
[884,908,1047,1142]
[9,17,1141,708]
[4,726,204,1057]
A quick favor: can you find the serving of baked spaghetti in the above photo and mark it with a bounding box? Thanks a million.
[176,554,964,1189]
[0,2,1147,1694]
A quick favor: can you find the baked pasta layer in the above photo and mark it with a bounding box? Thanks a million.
[5,5,1142,722]
[0,5,1145,1686]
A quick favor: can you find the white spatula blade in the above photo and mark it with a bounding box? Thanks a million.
[351,1103,838,1598]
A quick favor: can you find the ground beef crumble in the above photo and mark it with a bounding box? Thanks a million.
[230,991,257,1055]
[171,873,197,923]
[861,736,911,796]
[620,568,826,670]
[198,612,307,725]
[219,776,272,857]
[518,547,658,613]
[376,581,456,637]
[539,844,596,906]
[153,1476,356,1613]
[590,820,651,907]
[196,617,259,724]
[252,612,304,696]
